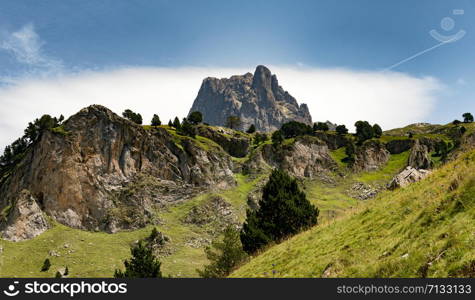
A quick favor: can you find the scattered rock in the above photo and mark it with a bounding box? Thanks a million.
[347,182,378,200]
[49,250,60,257]
[185,237,212,248]
[401,253,409,259]
[183,196,237,231]
[388,166,431,189]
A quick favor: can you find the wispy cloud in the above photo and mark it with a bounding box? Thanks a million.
[0,23,63,81]
[0,66,443,150]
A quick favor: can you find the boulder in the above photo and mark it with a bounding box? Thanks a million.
[353,140,390,172]
[388,166,431,189]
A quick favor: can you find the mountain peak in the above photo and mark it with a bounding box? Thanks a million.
[189,65,312,132]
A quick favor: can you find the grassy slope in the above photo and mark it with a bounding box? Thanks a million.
[231,149,475,278]
[0,174,264,278]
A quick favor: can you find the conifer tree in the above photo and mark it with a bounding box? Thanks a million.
[240,170,319,254]
[114,241,162,278]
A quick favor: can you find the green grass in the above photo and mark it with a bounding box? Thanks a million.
[329,147,348,169]
[231,149,475,278]
[50,125,70,136]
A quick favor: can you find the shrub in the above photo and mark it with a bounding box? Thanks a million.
[344,140,356,163]
[240,169,319,254]
[271,130,284,146]
[114,241,162,278]
[253,132,268,145]
[452,120,462,125]
[336,125,348,135]
[197,225,248,278]
[313,122,329,132]
[281,121,313,138]
[55,271,62,278]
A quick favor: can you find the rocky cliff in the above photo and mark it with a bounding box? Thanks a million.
[0,105,235,237]
[189,65,312,132]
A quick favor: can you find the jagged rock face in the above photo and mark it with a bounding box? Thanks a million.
[1,190,49,242]
[189,65,312,132]
[314,132,348,150]
[244,136,337,177]
[353,141,390,172]
[388,166,431,189]
[408,139,433,169]
[385,139,414,154]
[195,125,250,158]
[0,105,235,234]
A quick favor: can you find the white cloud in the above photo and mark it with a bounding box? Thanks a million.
[0,23,63,76]
[0,66,442,150]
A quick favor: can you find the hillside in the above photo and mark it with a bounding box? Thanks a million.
[231,149,475,278]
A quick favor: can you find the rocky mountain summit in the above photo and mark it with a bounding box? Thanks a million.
[189,65,312,132]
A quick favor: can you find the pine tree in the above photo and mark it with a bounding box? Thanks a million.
[240,170,319,254]
[172,117,181,129]
[64,266,69,276]
[188,111,203,125]
[114,241,162,278]
[151,114,161,126]
[55,271,62,278]
[168,119,173,127]
[246,124,256,134]
[41,258,51,272]
[373,124,383,138]
[197,225,248,278]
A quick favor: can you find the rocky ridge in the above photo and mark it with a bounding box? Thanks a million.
[189,65,312,132]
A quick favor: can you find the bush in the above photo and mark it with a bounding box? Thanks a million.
[246,124,256,134]
[253,132,268,145]
[240,169,319,254]
[151,114,161,126]
[280,121,313,138]
[197,225,248,278]
[271,130,284,146]
[313,122,329,132]
[114,241,162,278]
[41,258,51,272]
[122,109,143,125]
[55,271,62,278]
[452,120,462,125]
[188,111,203,125]
[336,125,348,135]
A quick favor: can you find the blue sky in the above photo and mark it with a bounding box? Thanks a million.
[0,0,474,148]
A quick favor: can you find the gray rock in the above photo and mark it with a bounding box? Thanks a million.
[1,190,49,242]
[388,166,431,189]
[353,141,390,172]
[189,65,312,132]
[0,105,236,234]
[408,139,433,169]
